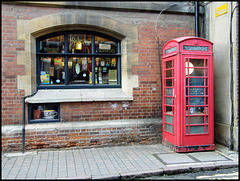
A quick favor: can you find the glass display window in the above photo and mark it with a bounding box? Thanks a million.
[36,31,121,89]
[28,103,60,123]
[95,57,118,85]
[40,35,65,53]
[68,57,92,84]
[40,57,65,85]
[95,36,118,54]
[68,34,92,54]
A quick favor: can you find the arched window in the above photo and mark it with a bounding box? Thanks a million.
[36,31,121,89]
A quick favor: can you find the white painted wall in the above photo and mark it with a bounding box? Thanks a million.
[208,2,238,151]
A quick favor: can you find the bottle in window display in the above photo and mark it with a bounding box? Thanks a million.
[96,58,100,66]
[81,57,88,83]
[98,67,102,84]
[101,59,105,66]
[89,72,92,84]
[94,74,97,84]
[111,58,116,67]
[87,57,92,72]
[105,59,110,67]
[82,57,87,71]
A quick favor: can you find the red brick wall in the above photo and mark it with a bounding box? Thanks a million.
[1,4,62,125]
[1,3,194,125]
[1,120,162,152]
[1,5,26,125]
[60,100,159,122]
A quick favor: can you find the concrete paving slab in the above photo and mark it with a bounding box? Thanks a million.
[188,152,231,162]
[154,153,196,165]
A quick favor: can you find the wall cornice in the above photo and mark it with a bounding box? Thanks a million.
[2,1,204,14]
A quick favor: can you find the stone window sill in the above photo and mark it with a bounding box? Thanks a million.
[25,89,133,103]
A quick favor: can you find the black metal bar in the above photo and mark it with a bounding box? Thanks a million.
[195,1,199,37]
[22,90,38,153]
[229,2,238,150]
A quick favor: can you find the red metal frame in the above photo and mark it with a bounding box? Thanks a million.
[162,37,215,152]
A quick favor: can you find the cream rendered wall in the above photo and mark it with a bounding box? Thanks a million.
[208,2,238,151]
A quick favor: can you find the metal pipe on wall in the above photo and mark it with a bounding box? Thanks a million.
[22,90,38,153]
[229,2,238,151]
[195,1,199,37]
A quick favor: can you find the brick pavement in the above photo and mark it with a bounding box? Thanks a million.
[1,144,238,180]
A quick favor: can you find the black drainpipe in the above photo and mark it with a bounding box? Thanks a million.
[22,90,38,153]
[229,2,238,150]
[195,1,199,37]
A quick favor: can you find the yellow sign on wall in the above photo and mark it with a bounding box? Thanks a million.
[215,3,228,17]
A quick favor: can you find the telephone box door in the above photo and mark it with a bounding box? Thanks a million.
[183,55,214,147]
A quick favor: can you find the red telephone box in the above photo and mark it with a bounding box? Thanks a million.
[162,36,215,152]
